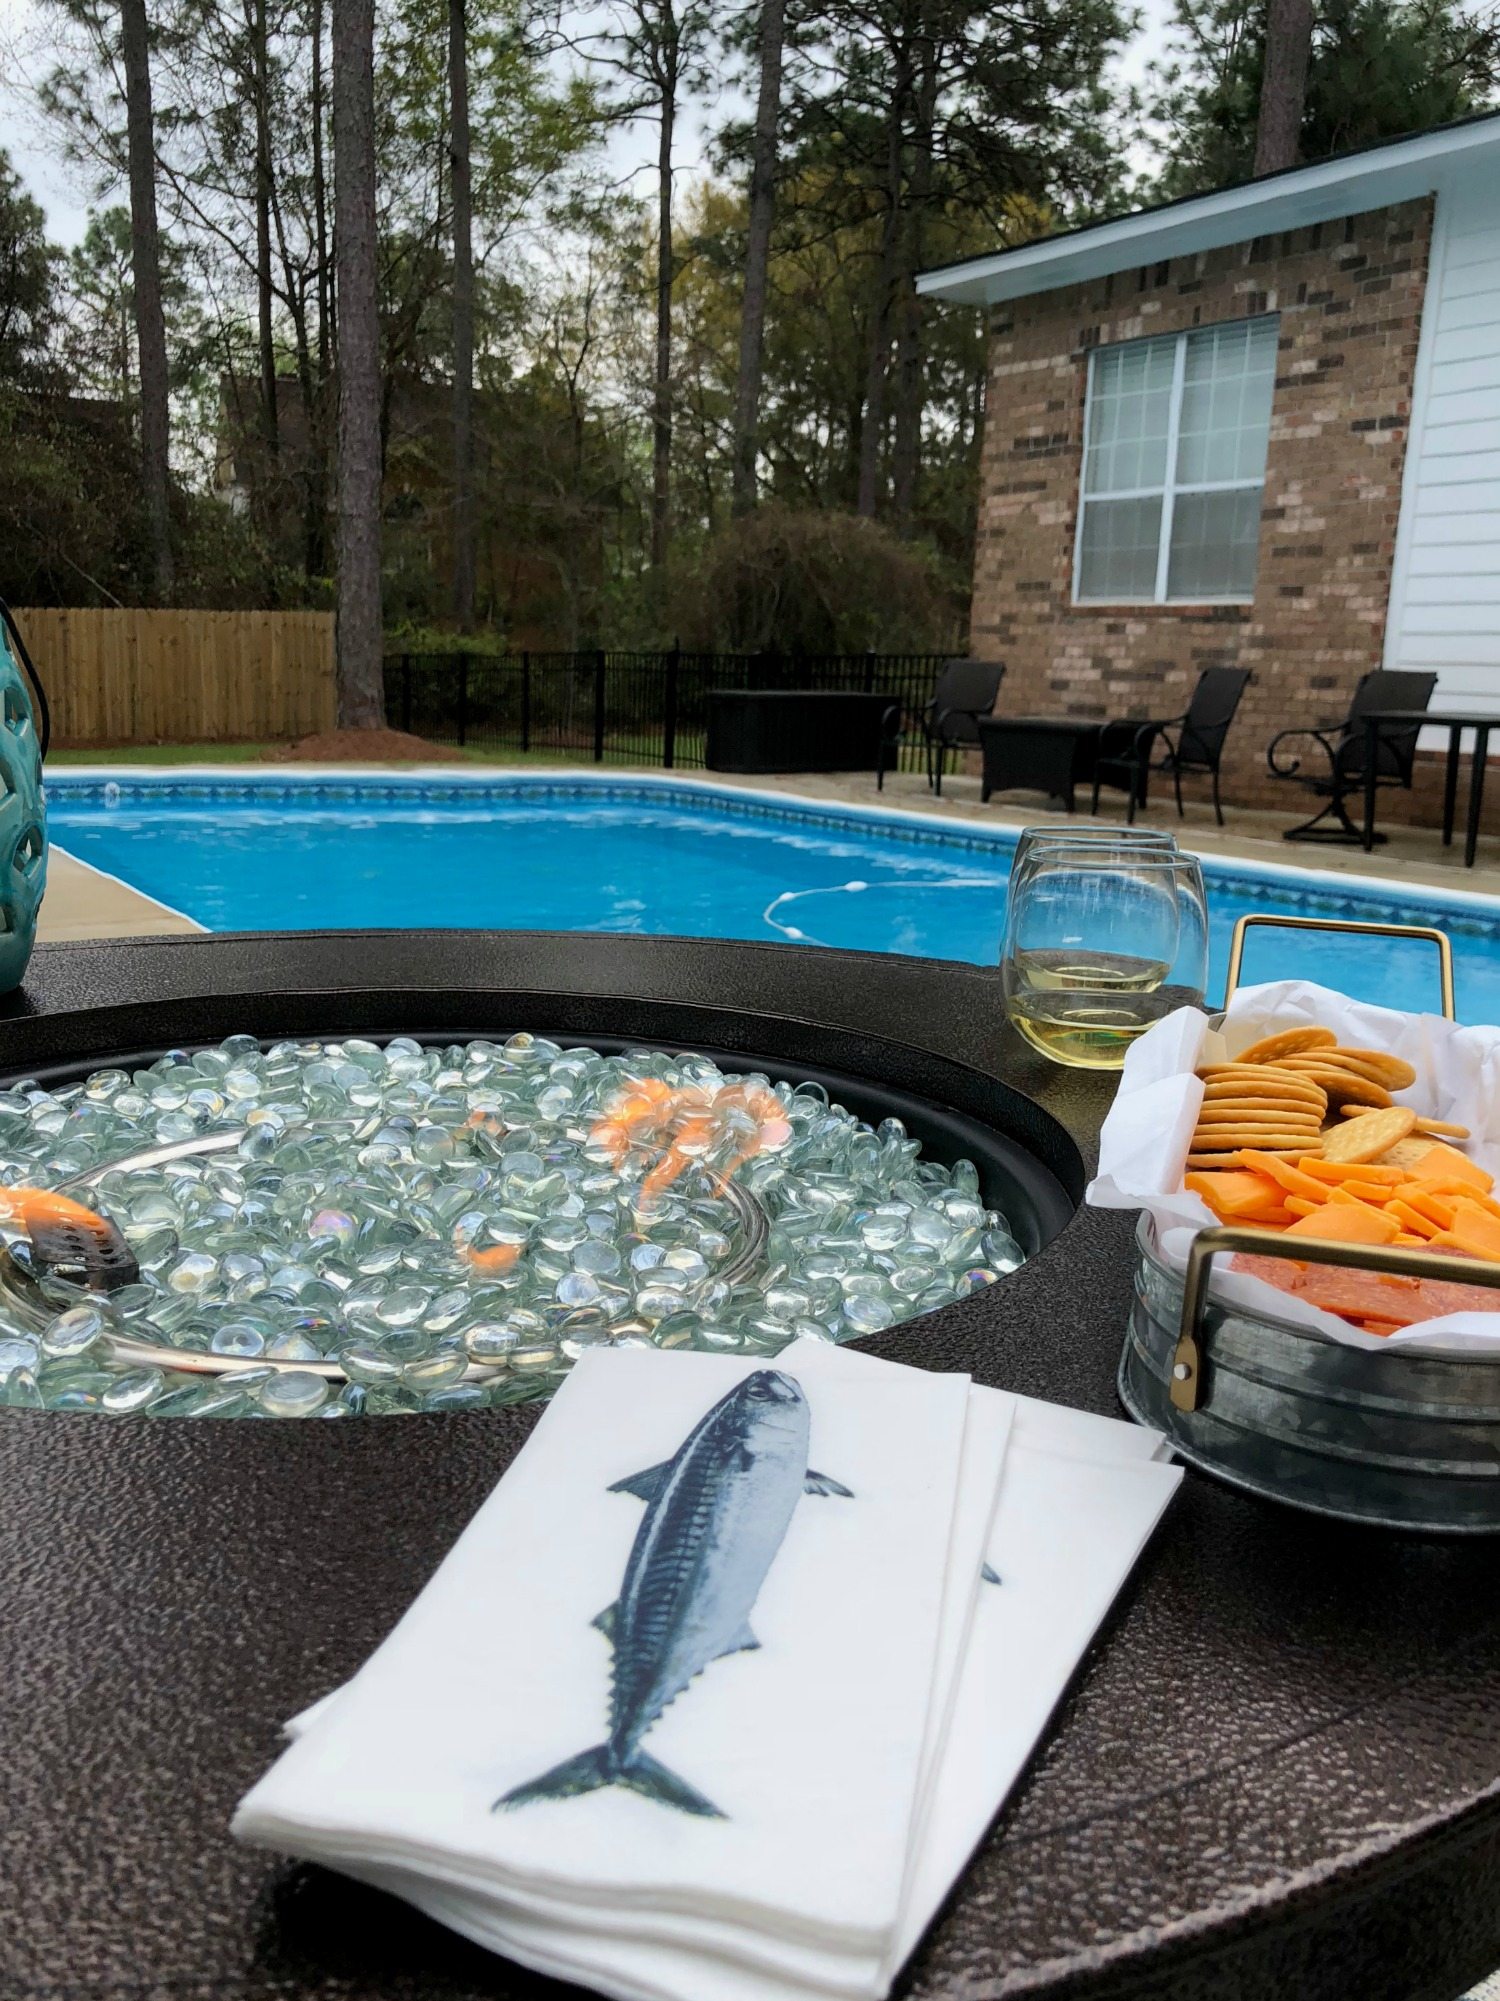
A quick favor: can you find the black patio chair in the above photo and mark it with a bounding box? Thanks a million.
[1089,667,1251,827]
[878,659,1005,796]
[1267,669,1438,843]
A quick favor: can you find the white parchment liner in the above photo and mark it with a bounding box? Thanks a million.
[1087,979,1500,1353]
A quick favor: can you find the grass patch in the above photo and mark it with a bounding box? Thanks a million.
[44,739,708,768]
[48,742,287,765]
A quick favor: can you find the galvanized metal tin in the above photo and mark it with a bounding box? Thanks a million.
[1119,1216,1500,1533]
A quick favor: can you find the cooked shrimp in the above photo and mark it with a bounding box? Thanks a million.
[593,1077,795,1214]
[463,1241,523,1275]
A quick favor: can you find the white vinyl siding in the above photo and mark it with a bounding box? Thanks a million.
[1383,179,1500,714]
[1074,317,1278,605]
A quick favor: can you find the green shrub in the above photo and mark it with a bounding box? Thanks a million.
[667,506,962,654]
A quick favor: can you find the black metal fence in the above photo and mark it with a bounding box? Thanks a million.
[383,650,955,772]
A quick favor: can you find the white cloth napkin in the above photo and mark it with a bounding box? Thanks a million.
[236,1342,1181,2001]
[1088,976,1500,1351]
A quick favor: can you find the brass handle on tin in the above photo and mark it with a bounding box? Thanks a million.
[1222,913,1456,1020]
[1172,1224,1500,1414]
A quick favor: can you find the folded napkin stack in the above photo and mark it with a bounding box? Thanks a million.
[235,1340,1180,2001]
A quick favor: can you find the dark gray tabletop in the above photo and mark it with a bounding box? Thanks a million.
[3,930,1500,2001]
[1362,710,1497,728]
[978,716,1102,733]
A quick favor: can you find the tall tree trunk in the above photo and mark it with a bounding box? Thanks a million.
[331,0,384,728]
[1253,0,1314,174]
[308,0,331,575]
[449,0,476,631]
[890,39,937,530]
[120,0,174,602]
[312,0,331,376]
[650,7,678,571]
[249,0,278,466]
[856,61,909,520]
[729,0,784,517]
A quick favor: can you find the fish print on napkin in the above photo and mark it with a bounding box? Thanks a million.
[498,1369,853,1821]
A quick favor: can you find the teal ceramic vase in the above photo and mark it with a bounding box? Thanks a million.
[0,614,46,993]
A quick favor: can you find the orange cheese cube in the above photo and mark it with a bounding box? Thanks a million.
[1385,1198,1441,1240]
[1284,1204,1402,1246]
[1300,1158,1402,1186]
[1236,1152,1331,1203]
[1411,1144,1494,1194]
[1391,1186,1456,1231]
[1326,1180,1398,1208]
[1183,1169,1287,1221]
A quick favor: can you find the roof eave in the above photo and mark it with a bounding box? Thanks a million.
[918,114,1500,307]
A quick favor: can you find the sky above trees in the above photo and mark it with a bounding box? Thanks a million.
[0,0,1180,246]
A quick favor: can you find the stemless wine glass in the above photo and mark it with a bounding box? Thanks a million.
[1001,844,1209,1069]
[1001,827,1180,968]
[1010,824,1178,882]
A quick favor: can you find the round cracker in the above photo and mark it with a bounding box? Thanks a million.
[1327,1047,1417,1090]
[1337,1106,1468,1138]
[1186,1147,1319,1167]
[1193,1107,1322,1127]
[1189,1132,1327,1153]
[1320,1106,1417,1164]
[1200,1096,1328,1112]
[1278,1064,1392,1107]
[1307,1054,1413,1092]
[1196,1067,1326,1104]
[1234,1026,1337,1064]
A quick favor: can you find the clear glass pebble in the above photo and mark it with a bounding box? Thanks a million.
[42,1304,109,1357]
[209,1321,267,1360]
[258,1371,331,1418]
[0,1035,1024,1417]
[102,1368,167,1413]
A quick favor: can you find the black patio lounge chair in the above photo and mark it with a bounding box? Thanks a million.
[1267,669,1437,843]
[1089,667,1251,827]
[878,659,1005,796]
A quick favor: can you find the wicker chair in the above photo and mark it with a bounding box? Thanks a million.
[1268,669,1437,843]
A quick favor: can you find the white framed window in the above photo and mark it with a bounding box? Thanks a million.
[1073,316,1279,605]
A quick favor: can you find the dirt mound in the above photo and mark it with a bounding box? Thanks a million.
[274,729,470,764]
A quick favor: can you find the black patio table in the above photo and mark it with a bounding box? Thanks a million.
[704,687,898,774]
[6,929,1500,2001]
[1362,709,1495,866]
[977,715,1102,812]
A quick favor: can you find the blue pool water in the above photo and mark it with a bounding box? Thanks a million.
[45,775,1500,1021]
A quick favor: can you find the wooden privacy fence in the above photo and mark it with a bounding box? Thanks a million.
[14,609,336,744]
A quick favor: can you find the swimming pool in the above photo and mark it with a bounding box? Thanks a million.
[45,773,1500,1021]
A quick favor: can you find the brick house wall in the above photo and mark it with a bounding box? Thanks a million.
[970,197,1439,816]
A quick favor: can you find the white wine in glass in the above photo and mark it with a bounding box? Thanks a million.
[1000,854,1207,1070]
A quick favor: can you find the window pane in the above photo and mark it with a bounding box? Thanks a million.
[1084,337,1175,495]
[1166,488,1263,599]
[1077,495,1164,599]
[1175,317,1278,486]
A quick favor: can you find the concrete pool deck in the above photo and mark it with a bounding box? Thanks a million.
[707,765,1500,899]
[40,846,202,942]
[34,760,1500,945]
